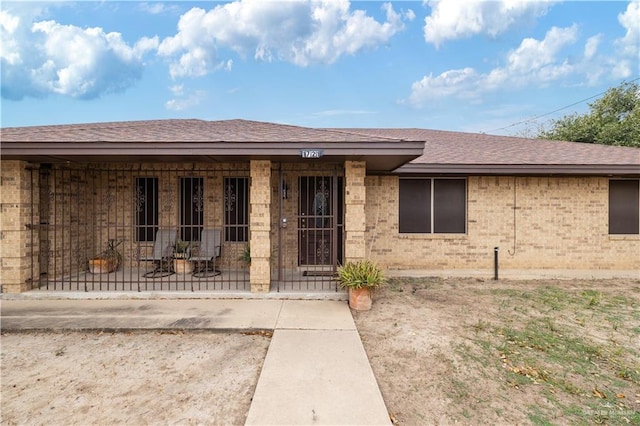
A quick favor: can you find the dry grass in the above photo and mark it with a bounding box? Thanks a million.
[354,277,640,425]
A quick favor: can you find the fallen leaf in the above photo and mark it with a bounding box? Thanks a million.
[592,387,606,399]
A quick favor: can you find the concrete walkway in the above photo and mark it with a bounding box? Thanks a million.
[0,298,391,426]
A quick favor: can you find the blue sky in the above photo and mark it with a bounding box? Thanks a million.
[1,1,638,135]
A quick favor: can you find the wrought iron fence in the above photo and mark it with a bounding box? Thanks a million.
[31,164,250,292]
[27,162,344,293]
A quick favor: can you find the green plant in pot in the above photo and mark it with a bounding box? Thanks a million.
[89,239,123,274]
[174,239,191,259]
[337,259,385,311]
[239,244,251,267]
[173,239,192,274]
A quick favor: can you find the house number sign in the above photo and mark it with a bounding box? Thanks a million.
[300,149,324,159]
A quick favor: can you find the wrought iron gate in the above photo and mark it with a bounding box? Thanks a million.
[275,165,344,292]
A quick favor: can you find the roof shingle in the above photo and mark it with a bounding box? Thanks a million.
[0,119,403,143]
[332,128,639,166]
[2,119,638,172]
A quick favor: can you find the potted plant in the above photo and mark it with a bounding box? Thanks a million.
[173,239,192,274]
[88,239,123,274]
[337,259,385,311]
[239,244,251,268]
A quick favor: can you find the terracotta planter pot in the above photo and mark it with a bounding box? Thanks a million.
[88,258,116,274]
[348,287,373,311]
[173,259,193,274]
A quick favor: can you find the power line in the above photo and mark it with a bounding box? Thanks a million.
[483,77,640,134]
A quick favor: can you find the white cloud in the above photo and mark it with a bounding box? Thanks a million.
[584,34,601,60]
[158,0,410,78]
[409,68,480,102]
[31,20,158,98]
[165,89,206,111]
[611,60,632,79]
[0,10,21,65]
[408,25,580,105]
[505,25,578,73]
[423,0,555,47]
[139,2,180,15]
[616,0,640,57]
[404,9,416,21]
[1,10,158,100]
[169,84,184,96]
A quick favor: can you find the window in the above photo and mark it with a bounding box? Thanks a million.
[135,177,158,242]
[180,177,204,241]
[609,179,639,234]
[399,178,466,233]
[224,177,249,242]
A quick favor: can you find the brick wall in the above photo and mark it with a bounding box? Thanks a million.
[365,175,639,272]
[345,161,366,262]
[3,160,636,293]
[0,161,38,292]
[250,160,271,292]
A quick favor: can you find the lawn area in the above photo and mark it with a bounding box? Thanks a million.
[353,277,640,425]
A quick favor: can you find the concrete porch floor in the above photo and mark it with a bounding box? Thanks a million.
[6,267,345,300]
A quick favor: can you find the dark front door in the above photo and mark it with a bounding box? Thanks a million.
[298,176,343,266]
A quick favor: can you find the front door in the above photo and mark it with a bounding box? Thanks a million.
[298,176,343,266]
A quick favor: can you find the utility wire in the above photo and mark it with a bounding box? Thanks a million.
[484,76,640,134]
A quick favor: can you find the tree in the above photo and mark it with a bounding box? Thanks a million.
[538,81,640,147]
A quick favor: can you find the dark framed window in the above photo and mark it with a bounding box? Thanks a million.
[609,179,639,235]
[180,177,204,242]
[399,179,431,233]
[135,177,158,242]
[399,178,466,234]
[224,177,249,242]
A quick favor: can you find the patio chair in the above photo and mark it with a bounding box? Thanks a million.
[191,229,221,278]
[141,229,177,278]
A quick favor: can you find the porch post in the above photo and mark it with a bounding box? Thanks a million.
[344,160,366,262]
[0,161,38,293]
[249,160,272,293]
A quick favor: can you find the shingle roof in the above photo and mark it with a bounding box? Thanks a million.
[0,119,424,172]
[1,119,638,174]
[0,119,402,143]
[330,128,640,167]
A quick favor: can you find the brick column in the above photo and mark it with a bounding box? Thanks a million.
[0,161,38,293]
[249,160,272,292]
[344,161,366,262]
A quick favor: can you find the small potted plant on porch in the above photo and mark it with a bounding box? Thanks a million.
[88,239,123,274]
[173,239,192,274]
[337,259,385,311]
[239,244,251,268]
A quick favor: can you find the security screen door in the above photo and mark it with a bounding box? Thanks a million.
[298,176,343,266]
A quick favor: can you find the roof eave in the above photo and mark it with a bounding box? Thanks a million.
[0,140,426,172]
[394,163,640,176]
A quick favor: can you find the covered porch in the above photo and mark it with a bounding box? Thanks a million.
[0,120,425,294]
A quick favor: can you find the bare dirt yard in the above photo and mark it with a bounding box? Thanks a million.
[2,278,638,426]
[1,331,270,425]
[354,277,640,425]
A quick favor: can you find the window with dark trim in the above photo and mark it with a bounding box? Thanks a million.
[399,178,466,234]
[224,177,249,242]
[135,177,158,242]
[609,179,639,235]
[180,177,204,242]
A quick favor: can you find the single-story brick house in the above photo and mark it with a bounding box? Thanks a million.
[1,119,638,294]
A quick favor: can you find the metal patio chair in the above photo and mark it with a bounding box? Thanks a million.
[191,229,221,278]
[141,229,177,278]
